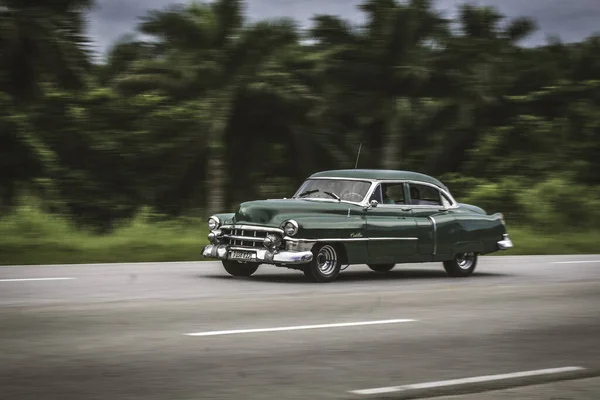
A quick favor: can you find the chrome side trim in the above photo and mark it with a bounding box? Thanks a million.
[428,216,437,255]
[285,237,318,243]
[363,237,418,241]
[319,238,368,242]
[285,237,418,242]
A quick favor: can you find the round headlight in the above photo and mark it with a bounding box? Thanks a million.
[264,236,273,248]
[208,232,217,243]
[282,220,298,237]
[264,234,282,250]
[208,216,220,231]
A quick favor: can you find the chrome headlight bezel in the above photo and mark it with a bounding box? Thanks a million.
[263,233,283,250]
[281,219,299,237]
[208,216,221,231]
[207,229,222,243]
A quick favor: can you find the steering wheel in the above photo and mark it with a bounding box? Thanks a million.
[342,192,363,202]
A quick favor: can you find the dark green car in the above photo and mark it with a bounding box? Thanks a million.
[202,169,513,282]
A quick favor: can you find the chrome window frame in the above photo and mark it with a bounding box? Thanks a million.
[369,181,408,207]
[292,177,377,206]
[292,176,458,210]
[403,180,458,209]
[362,179,458,210]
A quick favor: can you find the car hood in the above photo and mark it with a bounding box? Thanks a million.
[233,198,361,227]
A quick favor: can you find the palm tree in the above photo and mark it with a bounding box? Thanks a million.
[0,0,95,103]
[309,0,449,169]
[111,0,298,216]
[423,3,536,174]
[0,0,95,214]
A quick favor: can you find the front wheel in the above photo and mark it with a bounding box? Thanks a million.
[222,260,260,277]
[443,252,478,277]
[303,244,342,283]
[368,264,396,273]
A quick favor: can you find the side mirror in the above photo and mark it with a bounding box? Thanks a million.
[364,199,378,211]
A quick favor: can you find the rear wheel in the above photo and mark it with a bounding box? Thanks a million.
[222,260,260,277]
[303,244,342,283]
[443,252,477,277]
[368,263,396,273]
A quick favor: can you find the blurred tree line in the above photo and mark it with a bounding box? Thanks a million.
[1,0,599,232]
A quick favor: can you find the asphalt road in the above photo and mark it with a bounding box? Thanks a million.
[1,255,600,400]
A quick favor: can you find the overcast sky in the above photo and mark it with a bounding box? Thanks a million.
[86,0,600,59]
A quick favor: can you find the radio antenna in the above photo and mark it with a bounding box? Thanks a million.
[354,143,362,169]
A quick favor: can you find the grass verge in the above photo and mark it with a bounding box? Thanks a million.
[0,203,208,266]
[497,226,600,256]
[1,205,598,266]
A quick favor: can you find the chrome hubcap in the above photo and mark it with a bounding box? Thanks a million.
[316,245,338,275]
[456,252,475,270]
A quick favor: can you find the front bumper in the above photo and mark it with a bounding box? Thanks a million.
[202,244,313,265]
[497,234,513,250]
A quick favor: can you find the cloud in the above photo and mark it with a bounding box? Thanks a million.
[86,0,600,59]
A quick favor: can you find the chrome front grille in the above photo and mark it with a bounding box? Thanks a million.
[221,225,280,249]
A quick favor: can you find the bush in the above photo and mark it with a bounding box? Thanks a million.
[445,174,600,230]
[517,177,600,230]
[460,178,525,222]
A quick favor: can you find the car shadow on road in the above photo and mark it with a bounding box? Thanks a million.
[203,268,511,284]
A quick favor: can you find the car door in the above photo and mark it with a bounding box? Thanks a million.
[364,182,419,263]
[406,182,459,259]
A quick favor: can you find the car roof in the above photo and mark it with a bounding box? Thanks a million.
[309,169,449,191]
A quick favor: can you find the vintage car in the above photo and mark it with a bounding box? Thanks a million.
[202,169,513,282]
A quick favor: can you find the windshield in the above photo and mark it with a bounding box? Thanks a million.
[293,179,373,203]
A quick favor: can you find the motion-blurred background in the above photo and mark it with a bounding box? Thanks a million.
[1,0,599,265]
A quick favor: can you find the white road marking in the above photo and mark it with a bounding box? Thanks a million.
[553,260,600,264]
[350,366,586,395]
[185,318,416,337]
[0,277,75,282]
[0,261,195,268]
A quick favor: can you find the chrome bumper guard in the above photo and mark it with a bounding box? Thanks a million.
[497,234,513,250]
[202,244,313,265]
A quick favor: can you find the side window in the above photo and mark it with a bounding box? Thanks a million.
[369,184,382,203]
[408,183,443,206]
[381,183,406,205]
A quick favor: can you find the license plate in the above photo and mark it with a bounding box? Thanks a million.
[229,250,255,261]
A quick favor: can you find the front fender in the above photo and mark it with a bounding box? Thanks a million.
[285,213,366,241]
[210,213,235,226]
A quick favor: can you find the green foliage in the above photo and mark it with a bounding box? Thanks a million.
[496,227,600,256]
[517,177,600,230]
[1,200,598,266]
[0,0,95,103]
[445,175,600,230]
[461,178,525,221]
[0,199,208,265]
[1,0,599,260]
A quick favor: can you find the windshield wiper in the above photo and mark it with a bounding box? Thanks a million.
[298,189,319,198]
[323,191,340,201]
